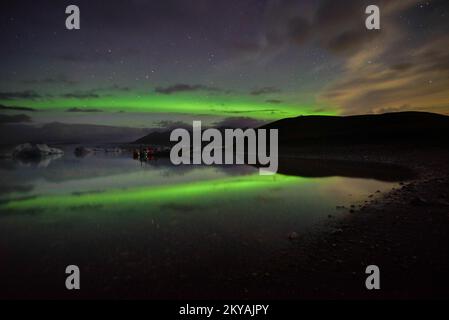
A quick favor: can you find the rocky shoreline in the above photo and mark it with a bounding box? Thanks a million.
[253,145,449,299]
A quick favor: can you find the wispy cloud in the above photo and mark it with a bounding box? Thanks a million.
[21,74,78,85]
[213,117,267,128]
[250,87,281,96]
[66,107,103,113]
[62,91,100,99]
[319,1,449,114]
[265,99,283,104]
[0,90,42,100]
[0,104,37,112]
[155,84,221,95]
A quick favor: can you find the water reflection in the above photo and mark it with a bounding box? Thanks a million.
[276,156,416,181]
[0,148,414,297]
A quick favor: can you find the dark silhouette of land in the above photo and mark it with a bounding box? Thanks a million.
[262,111,449,147]
[0,122,150,145]
[134,129,173,146]
[135,111,449,148]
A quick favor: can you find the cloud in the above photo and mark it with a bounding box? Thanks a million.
[319,2,449,115]
[0,113,32,124]
[153,118,267,130]
[62,86,129,100]
[287,16,312,45]
[22,75,78,85]
[222,109,280,115]
[231,0,421,62]
[89,85,131,92]
[104,84,131,92]
[0,104,37,112]
[389,63,414,72]
[66,107,103,113]
[213,117,268,128]
[321,42,449,113]
[265,99,283,104]
[250,87,281,96]
[155,84,221,95]
[314,0,361,31]
[0,90,42,100]
[154,120,191,130]
[314,0,420,54]
[63,91,100,99]
[325,28,381,54]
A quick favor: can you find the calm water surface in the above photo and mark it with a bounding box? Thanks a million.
[0,147,405,297]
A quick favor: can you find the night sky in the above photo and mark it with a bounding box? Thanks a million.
[1,0,449,129]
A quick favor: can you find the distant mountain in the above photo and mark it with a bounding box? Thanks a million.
[0,122,150,145]
[134,130,173,146]
[134,112,449,147]
[262,111,449,146]
[134,127,251,146]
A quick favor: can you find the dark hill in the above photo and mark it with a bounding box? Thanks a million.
[134,130,172,145]
[261,111,449,146]
[133,112,449,147]
[134,127,250,146]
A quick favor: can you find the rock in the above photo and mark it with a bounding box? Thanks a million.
[436,200,449,206]
[331,228,343,235]
[13,143,64,159]
[74,146,93,157]
[410,196,428,206]
[288,232,299,240]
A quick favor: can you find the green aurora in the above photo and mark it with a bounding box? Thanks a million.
[0,92,336,120]
[1,173,302,212]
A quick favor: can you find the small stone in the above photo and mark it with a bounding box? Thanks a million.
[288,232,299,240]
[331,228,343,235]
[410,196,428,206]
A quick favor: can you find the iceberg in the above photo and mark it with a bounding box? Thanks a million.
[13,143,64,159]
